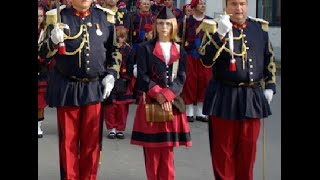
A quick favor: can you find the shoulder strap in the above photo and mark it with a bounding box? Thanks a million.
[172,43,180,82]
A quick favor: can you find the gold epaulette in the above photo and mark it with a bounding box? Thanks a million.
[198,19,217,35]
[95,4,116,24]
[45,5,66,25]
[248,16,269,32]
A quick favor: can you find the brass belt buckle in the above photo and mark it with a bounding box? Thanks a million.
[82,78,89,82]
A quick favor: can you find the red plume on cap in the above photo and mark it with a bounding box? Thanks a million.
[190,0,200,8]
[144,24,153,32]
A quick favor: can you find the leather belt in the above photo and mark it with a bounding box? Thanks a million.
[56,67,99,83]
[67,76,99,83]
[218,80,261,87]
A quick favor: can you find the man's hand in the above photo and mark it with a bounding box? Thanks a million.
[50,24,64,45]
[264,89,274,104]
[102,75,115,99]
[216,15,233,38]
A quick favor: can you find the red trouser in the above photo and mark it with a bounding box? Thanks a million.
[57,103,101,180]
[105,103,129,131]
[182,55,212,105]
[209,116,260,180]
[143,147,175,180]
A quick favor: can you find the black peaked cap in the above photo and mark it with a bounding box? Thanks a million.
[156,6,175,19]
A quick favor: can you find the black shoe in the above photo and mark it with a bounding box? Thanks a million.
[116,132,125,139]
[107,132,116,139]
[196,116,208,122]
[38,134,43,138]
[187,116,194,122]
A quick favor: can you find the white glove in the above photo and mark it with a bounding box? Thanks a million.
[102,75,115,99]
[50,24,64,45]
[133,64,137,78]
[216,15,233,37]
[264,89,273,104]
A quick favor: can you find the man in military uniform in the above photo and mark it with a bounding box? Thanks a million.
[182,0,212,122]
[130,0,154,49]
[103,0,130,29]
[38,0,117,179]
[198,0,276,179]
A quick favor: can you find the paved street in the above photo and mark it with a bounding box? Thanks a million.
[38,75,281,180]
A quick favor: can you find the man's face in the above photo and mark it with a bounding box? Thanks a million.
[185,5,192,16]
[139,0,151,12]
[225,0,248,24]
[71,0,93,10]
[163,0,173,8]
[195,0,206,13]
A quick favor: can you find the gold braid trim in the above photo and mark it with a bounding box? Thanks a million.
[198,31,211,55]
[64,25,88,56]
[117,11,124,25]
[266,40,276,84]
[199,31,227,68]
[209,35,227,62]
[64,24,84,40]
[223,32,248,69]
[46,40,58,58]
[225,34,243,41]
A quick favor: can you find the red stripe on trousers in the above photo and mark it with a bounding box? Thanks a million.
[105,103,129,131]
[209,116,260,180]
[143,147,175,180]
[57,103,101,180]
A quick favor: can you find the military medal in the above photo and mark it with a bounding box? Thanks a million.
[95,23,102,36]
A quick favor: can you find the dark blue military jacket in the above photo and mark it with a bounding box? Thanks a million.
[135,39,187,99]
[131,12,154,46]
[184,15,212,57]
[199,17,276,120]
[39,6,117,107]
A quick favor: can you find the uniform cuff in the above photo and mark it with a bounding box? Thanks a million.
[160,88,176,102]
[147,85,163,99]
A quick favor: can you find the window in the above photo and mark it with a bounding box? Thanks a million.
[256,0,281,26]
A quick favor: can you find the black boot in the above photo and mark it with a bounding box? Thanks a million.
[187,116,194,122]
